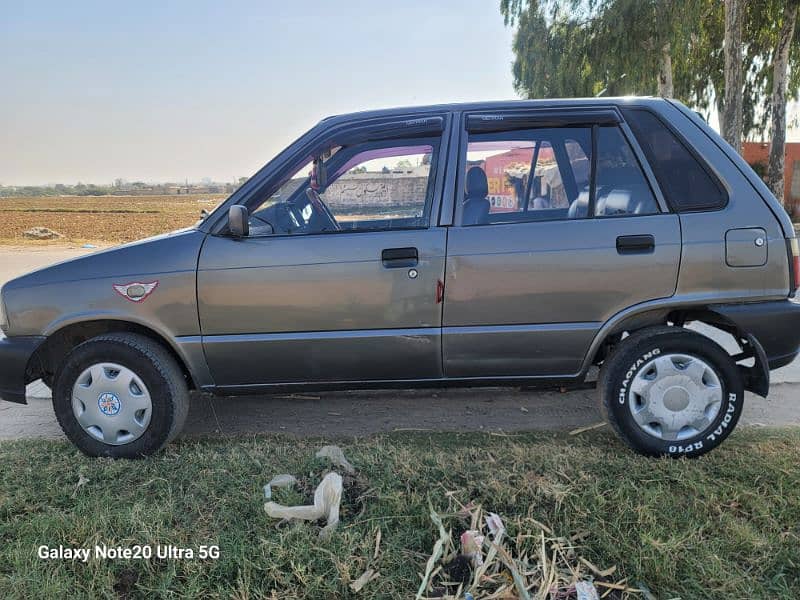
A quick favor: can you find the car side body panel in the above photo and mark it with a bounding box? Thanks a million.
[443,215,682,376]
[198,229,447,385]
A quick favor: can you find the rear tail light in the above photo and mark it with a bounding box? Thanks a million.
[789,238,800,296]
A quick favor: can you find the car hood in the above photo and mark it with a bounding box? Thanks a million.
[3,228,206,291]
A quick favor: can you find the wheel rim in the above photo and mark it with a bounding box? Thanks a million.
[71,362,152,446]
[628,353,723,442]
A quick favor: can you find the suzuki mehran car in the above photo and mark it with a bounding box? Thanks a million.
[2,98,799,458]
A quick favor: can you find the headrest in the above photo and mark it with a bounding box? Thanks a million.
[568,190,589,219]
[466,167,488,199]
[597,190,634,215]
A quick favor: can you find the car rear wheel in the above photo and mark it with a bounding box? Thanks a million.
[52,333,189,458]
[599,326,744,458]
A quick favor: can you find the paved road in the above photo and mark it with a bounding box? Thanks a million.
[1,245,798,441]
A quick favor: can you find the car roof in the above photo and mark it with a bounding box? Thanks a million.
[319,97,667,126]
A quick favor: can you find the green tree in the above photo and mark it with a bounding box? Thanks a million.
[505,5,599,98]
[501,0,704,99]
[765,0,800,201]
[503,0,800,192]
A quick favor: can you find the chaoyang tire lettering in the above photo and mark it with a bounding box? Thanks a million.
[618,348,661,405]
[598,327,744,458]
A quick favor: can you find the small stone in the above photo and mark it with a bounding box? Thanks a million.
[23,227,64,240]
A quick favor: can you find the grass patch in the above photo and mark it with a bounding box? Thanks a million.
[1,429,798,598]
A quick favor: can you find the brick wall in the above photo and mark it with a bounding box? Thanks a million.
[742,142,800,214]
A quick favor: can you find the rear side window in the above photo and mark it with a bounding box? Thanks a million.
[459,123,660,225]
[622,108,727,212]
[594,127,659,217]
[462,127,593,225]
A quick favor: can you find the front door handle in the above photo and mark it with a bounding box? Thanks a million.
[382,247,418,268]
[616,234,655,254]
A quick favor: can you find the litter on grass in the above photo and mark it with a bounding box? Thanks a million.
[417,499,646,599]
[316,445,355,473]
[265,472,343,539]
[349,568,380,593]
[263,473,297,499]
[460,530,484,567]
[72,474,89,498]
[263,445,358,538]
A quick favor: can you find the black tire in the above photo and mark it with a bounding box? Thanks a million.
[52,333,189,458]
[598,326,744,458]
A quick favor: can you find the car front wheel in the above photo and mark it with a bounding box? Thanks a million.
[599,326,744,458]
[52,333,189,458]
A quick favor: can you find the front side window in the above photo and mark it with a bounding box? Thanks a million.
[459,123,659,225]
[249,140,438,236]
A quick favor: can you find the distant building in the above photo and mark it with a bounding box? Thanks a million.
[742,142,800,213]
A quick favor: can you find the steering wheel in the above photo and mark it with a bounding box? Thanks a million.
[284,203,306,232]
[305,188,341,232]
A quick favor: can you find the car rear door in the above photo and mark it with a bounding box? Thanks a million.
[441,107,682,378]
[198,115,450,390]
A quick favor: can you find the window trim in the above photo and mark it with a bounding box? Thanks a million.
[453,124,595,227]
[452,109,665,227]
[249,137,442,238]
[466,108,620,132]
[521,141,541,211]
[587,124,599,217]
[210,113,452,239]
[449,108,621,227]
[210,113,451,236]
[620,106,729,213]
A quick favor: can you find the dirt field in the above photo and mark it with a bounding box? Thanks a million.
[0,195,224,244]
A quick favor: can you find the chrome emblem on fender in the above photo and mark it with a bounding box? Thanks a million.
[113,281,158,302]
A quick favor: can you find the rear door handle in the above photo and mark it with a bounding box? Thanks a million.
[616,235,655,254]
[382,247,418,268]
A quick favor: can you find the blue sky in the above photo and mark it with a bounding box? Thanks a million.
[0,1,517,185]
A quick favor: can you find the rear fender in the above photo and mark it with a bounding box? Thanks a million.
[589,304,772,397]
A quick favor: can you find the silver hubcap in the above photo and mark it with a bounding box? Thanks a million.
[628,353,723,441]
[71,363,152,445]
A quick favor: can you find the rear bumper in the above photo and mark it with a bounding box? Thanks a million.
[0,335,45,404]
[710,300,800,369]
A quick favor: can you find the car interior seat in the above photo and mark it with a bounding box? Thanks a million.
[463,167,490,225]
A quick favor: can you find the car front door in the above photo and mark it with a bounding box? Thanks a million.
[198,117,449,390]
[442,108,682,379]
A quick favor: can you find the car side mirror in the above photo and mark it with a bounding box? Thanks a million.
[228,205,249,238]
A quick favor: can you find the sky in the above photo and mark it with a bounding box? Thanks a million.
[0,1,517,186]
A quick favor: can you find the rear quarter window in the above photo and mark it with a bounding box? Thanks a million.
[621,108,727,212]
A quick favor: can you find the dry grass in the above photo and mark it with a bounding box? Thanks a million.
[0,195,224,245]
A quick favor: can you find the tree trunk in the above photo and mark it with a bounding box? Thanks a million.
[766,3,799,206]
[657,41,674,98]
[722,0,746,152]
[716,94,726,134]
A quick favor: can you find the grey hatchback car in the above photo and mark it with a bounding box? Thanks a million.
[2,98,800,458]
